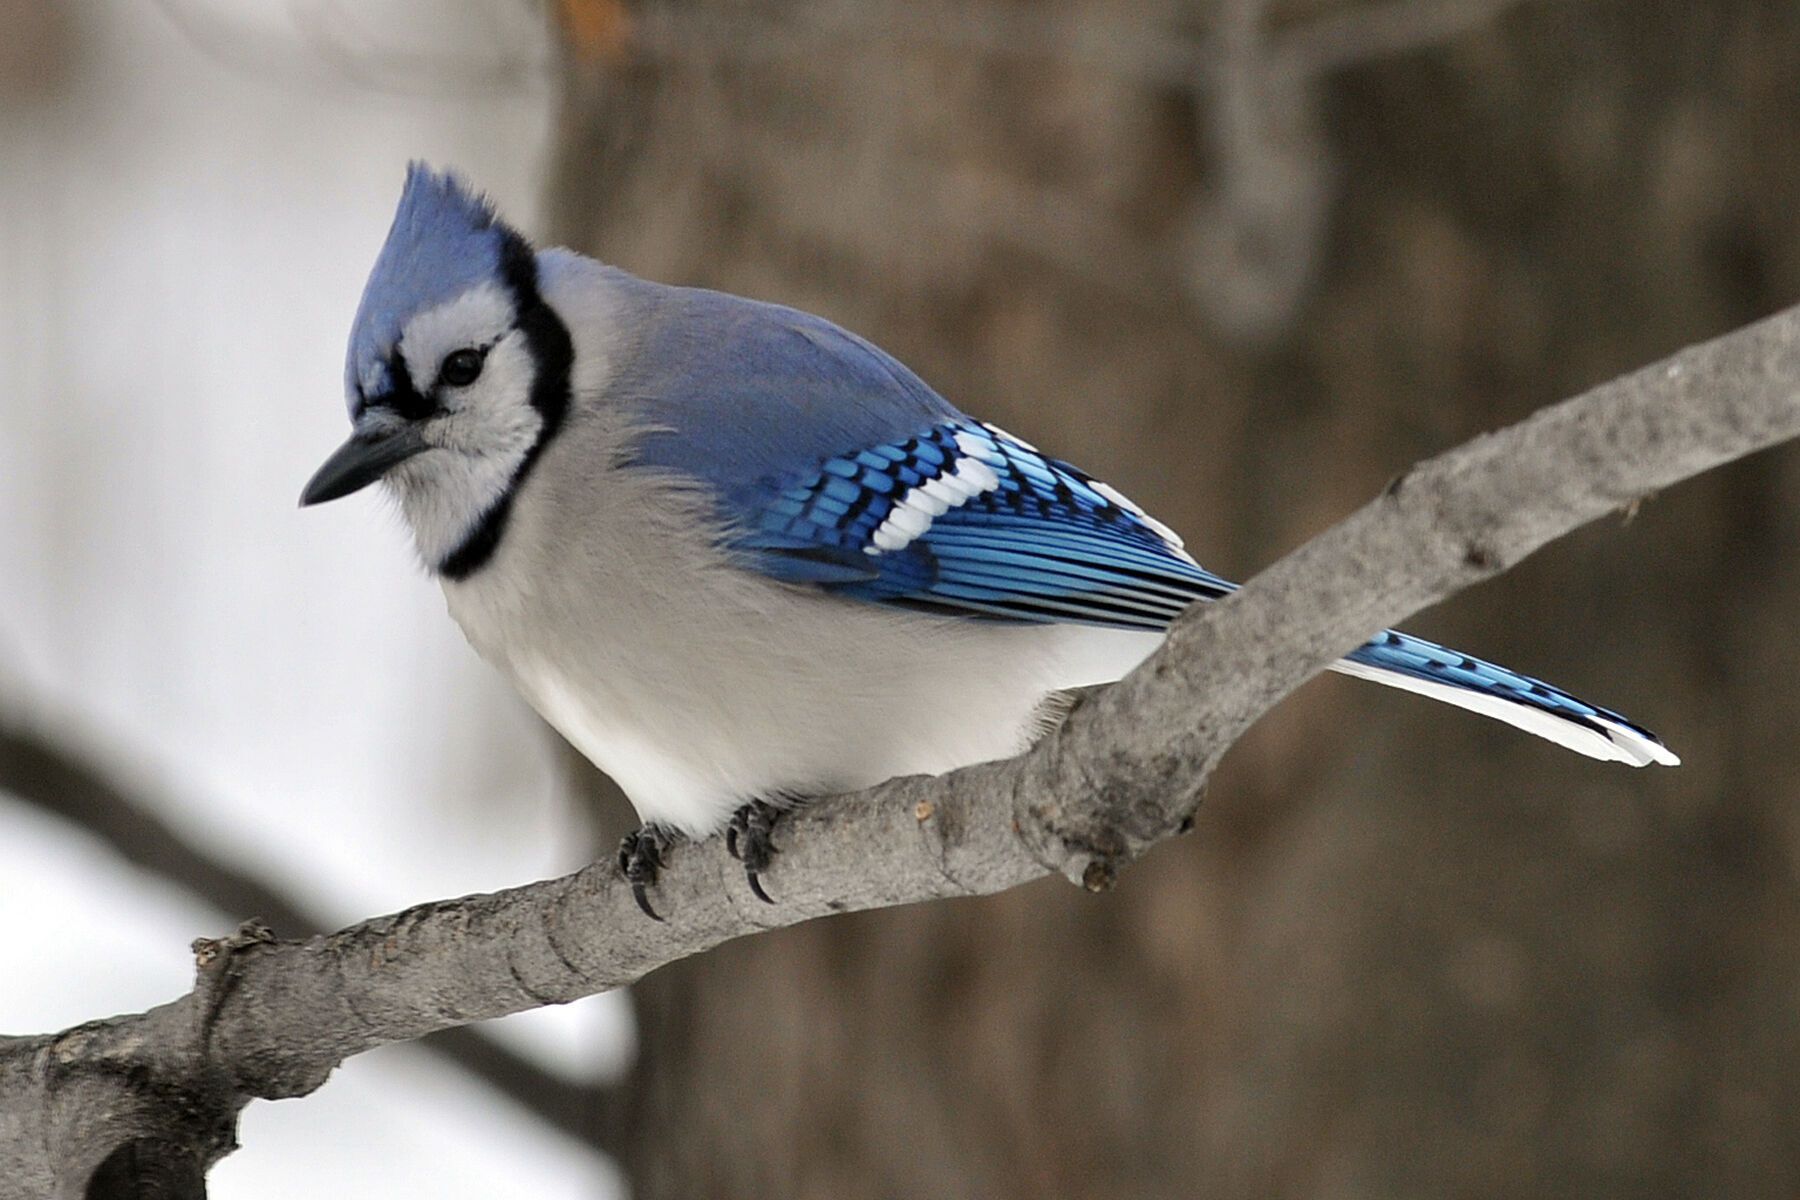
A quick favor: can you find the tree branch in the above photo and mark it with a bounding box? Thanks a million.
[0,719,626,1156]
[5,305,1798,1195]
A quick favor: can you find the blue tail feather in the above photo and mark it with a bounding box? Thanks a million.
[1337,628,1677,766]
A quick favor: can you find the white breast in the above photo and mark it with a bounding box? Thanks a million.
[443,437,1163,837]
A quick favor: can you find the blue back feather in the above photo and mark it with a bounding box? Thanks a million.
[616,286,958,500]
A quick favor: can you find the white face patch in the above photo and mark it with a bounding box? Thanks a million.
[383,283,547,571]
[867,443,1002,555]
[397,281,517,394]
[422,335,540,448]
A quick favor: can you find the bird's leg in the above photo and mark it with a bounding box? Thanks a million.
[726,799,783,904]
[617,824,678,920]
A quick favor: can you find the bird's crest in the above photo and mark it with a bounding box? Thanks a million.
[345,163,524,412]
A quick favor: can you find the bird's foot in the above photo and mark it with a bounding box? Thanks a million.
[726,800,783,904]
[618,824,678,920]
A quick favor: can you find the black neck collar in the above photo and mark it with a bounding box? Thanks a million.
[437,234,574,581]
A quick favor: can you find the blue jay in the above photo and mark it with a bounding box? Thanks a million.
[302,166,1678,916]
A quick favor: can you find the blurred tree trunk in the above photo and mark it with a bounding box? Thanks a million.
[544,2,1800,1196]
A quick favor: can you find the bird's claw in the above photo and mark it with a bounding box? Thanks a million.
[618,825,675,920]
[726,800,782,904]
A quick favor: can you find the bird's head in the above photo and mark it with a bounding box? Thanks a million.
[302,163,572,577]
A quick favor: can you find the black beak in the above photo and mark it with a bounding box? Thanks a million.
[300,422,428,506]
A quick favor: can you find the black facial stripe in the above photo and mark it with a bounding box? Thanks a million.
[501,230,574,438]
[437,230,575,581]
[385,351,435,421]
[353,351,432,422]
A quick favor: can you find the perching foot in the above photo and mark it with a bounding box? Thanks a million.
[726,800,783,904]
[618,824,677,920]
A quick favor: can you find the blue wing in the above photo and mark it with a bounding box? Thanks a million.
[605,281,1225,628]
[727,417,1234,630]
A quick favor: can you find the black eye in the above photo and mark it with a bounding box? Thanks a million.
[439,348,484,388]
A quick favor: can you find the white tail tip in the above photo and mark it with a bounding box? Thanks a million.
[1331,659,1680,767]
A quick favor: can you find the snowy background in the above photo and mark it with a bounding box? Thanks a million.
[0,1,628,1194]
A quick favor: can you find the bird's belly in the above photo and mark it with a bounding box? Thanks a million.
[514,661,742,835]
[500,611,1162,839]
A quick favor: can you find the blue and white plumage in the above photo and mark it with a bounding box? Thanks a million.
[303,166,1676,905]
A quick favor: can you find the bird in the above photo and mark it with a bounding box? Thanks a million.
[302,165,1678,917]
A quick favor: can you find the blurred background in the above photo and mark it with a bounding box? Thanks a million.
[2,0,1797,1196]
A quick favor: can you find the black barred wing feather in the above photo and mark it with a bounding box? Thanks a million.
[731,420,1233,630]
